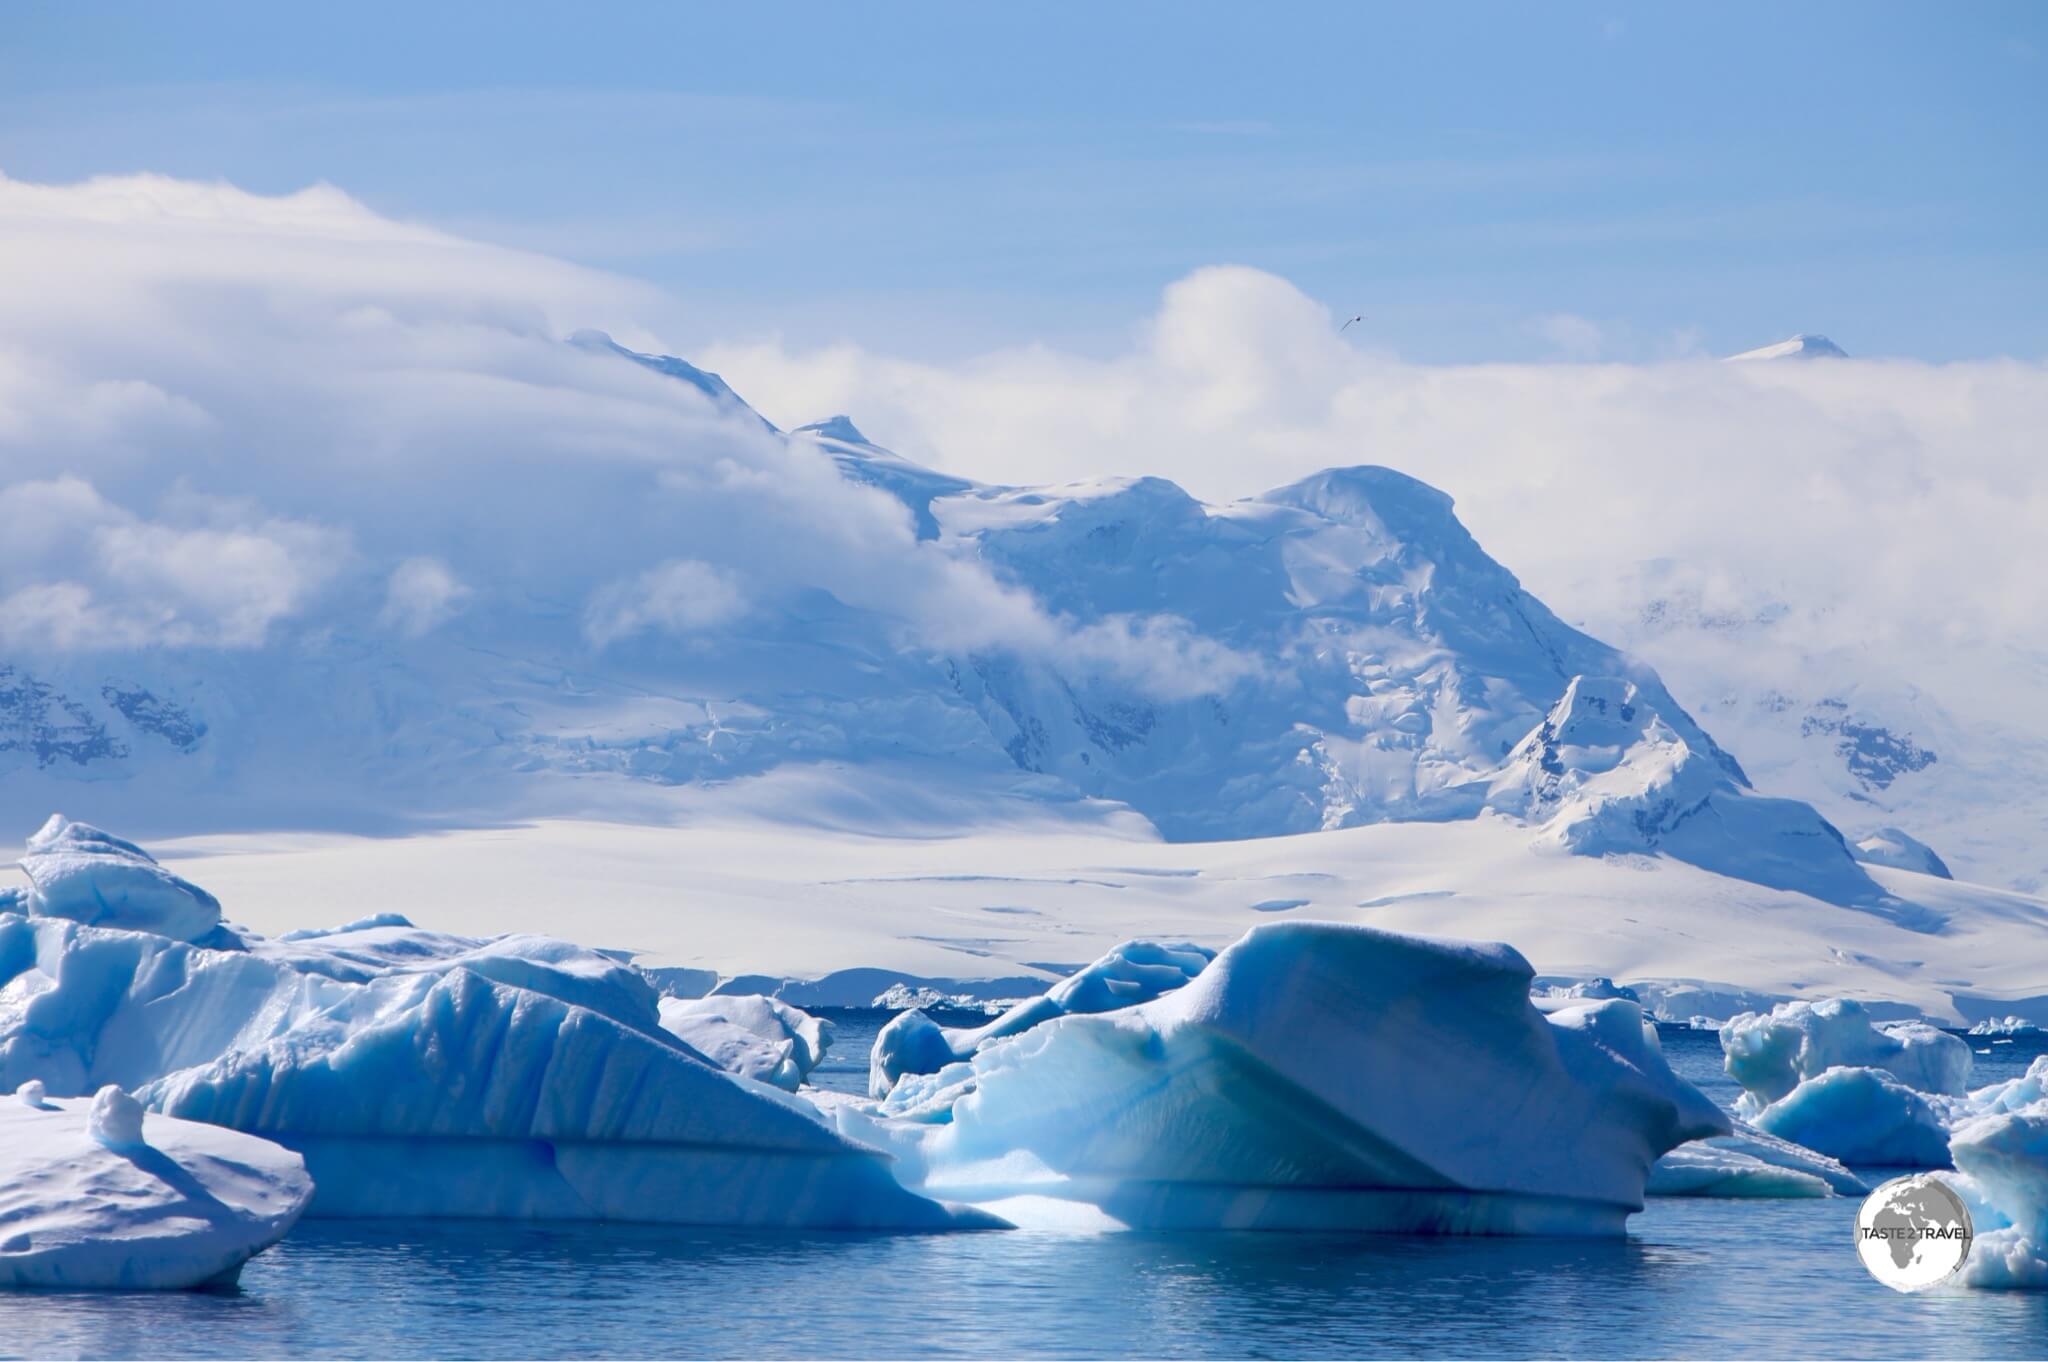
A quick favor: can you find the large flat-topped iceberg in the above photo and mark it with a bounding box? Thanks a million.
[846,920,1727,1234]
[0,823,984,1231]
[1,1083,311,1289]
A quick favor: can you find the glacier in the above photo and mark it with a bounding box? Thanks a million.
[11,329,2041,1033]
[842,919,1728,1234]
[1853,827,1953,879]
[1,1082,311,1289]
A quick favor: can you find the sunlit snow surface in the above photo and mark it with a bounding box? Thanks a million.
[135,812,2048,1028]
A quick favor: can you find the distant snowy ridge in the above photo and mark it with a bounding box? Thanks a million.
[1574,558,2037,894]
[1726,333,1849,361]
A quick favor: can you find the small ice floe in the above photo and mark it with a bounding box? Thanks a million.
[657,994,833,1092]
[0,1087,311,1290]
[1717,998,1971,1165]
[1650,1121,1866,1198]
[869,940,1214,1096]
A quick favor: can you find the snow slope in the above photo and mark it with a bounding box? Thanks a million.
[1557,558,2048,895]
[125,805,2048,1027]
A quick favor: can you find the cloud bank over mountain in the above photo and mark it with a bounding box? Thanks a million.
[702,267,2048,890]
[0,171,1245,696]
[1,170,2041,890]
[703,264,2048,664]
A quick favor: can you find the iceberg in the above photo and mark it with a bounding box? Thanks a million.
[1,1082,311,1289]
[845,921,1726,1233]
[1649,1121,1867,1198]
[657,994,833,1092]
[869,940,1213,1097]
[1963,1055,2048,1118]
[16,814,223,944]
[1967,1016,2044,1038]
[1749,1066,1952,1167]
[0,823,986,1230]
[1720,998,1970,1113]
[869,983,1005,1013]
[1949,1094,2048,1290]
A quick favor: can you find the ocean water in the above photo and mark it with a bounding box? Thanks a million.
[3,1028,2044,1361]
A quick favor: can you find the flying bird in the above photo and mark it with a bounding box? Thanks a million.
[1341,314,1365,331]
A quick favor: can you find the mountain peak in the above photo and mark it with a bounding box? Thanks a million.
[1260,465,1456,523]
[569,331,776,431]
[1726,333,1849,362]
[796,415,872,446]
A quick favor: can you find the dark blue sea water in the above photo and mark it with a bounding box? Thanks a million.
[4,1027,2044,1360]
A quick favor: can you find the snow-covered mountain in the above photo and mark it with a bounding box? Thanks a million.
[0,335,1890,909]
[1726,333,1849,361]
[1561,562,2048,895]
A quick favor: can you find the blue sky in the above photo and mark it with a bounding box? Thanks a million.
[3,1,2043,362]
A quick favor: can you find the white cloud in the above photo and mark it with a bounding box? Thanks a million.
[380,556,471,638]
[0,473,346,650]
[0,170,1257,698]
[1529,312,1610,360]
[586,558,748,646]
[6,167,2038,733]
[699,270,2048,690]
